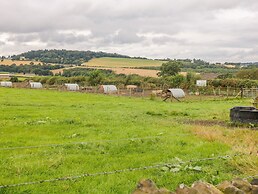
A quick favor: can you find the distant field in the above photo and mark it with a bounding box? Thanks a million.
[84,57,165,67]
[0,88,257,193]
[51,66,160,77]
[0,59,42,66]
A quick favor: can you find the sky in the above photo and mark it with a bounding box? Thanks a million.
[0,0,258,62]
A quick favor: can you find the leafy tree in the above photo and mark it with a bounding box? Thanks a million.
[185,72,200,88]
[236,68,258,80]
[10,76,18,82]
[217,73,234,79]
[171,74,185,87]
[88,70,104,86]
[0,64,61,76]
[158,61,181,77]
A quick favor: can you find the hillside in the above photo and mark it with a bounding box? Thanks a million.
[11,49,130,65]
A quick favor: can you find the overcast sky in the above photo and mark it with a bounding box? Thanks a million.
[0,0,258,62]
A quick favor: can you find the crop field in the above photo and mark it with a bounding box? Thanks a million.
[0,88,257,193]
[0,59,42,66]
[51,66,161,77]
[84,57,165,68]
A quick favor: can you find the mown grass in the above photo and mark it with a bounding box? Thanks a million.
[0,88,257,193]
[84,57,164,68]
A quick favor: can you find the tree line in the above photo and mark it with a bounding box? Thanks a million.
[11,49,130,65]
[0,64,64,76]
[5,60,258,89]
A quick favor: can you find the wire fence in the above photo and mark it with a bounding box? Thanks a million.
[11,83,258,98]
[0,154,244,189]
[0,134,190,151]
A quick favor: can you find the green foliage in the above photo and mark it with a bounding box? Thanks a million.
[209,79,258,88]
[0,64,63,76]
[171,74,185,87]
[9,76,18,82]
[46,68,162,88]
[236,68,258,80]
[217,73,234,79]
[88,70,104,86]
[158,61,182,77]
[185,72,200,89]
[11,49,130,65]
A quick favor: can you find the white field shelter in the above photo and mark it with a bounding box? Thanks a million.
[65,83,79,91]
[167,88,185,98]
[196,80,207,87]
[30,82,43,89]
[100,85,118,94]
[126,85,138,89]
[0,81,12,87]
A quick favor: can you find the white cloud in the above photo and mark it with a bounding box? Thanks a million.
[0,0,258,62]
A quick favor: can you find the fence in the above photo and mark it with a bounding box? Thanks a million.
[0,154,246,189]
[193,87,258,98]
[243,88,258,98]
[6,82,258,99]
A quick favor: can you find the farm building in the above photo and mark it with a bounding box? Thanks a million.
[65,83,80,91]
[0,74,11,79]
[99,85,118,94]
[0,81,12,87]
[167,88,185,98]
[196,80,207,87]
[126,85,138,89]
[30,82,43,89]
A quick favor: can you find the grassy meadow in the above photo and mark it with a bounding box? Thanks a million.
[0,88,257,193]
[84,57,164,68]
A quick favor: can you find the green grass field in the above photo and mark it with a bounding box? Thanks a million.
[84,57,164,68]
[0,88,257,193]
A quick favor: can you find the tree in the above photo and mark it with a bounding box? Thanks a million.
[88,70,103,86]
[10,76,18,82]
[171,74,185,87]
[158,61,181,77]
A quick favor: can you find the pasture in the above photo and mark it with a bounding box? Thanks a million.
[84,57,164,68]
[0,88,257,193]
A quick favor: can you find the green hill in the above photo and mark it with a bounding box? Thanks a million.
[11,49,131,65]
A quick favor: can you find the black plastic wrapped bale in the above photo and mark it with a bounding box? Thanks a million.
[230,106,258,123]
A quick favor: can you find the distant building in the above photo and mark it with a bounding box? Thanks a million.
[30,82,43,89]
[196,80,207,87]
[0,81,12,87]
[0,74,11,79]
[99,85,118,94]
[126,85,137,89]
[167,89,185,98]
[65,83,80,91]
